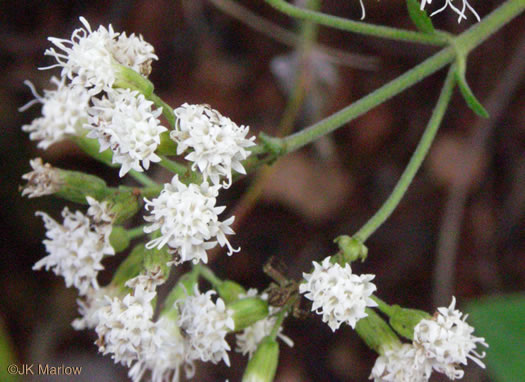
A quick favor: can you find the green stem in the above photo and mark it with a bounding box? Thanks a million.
[354,66,456,242]
[198,265,223,289]
[265,0,449,45]
[140,185,163,199]
[269,297,296,339]
[158,156,191,177]
[149,93,176,127]
[371,295,395,317]
[126,226,146,240]
[128,170,158,188]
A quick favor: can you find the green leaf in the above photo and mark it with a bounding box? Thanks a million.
[466,294,525,382]
[406,0,435,34]
[455,59,489,118]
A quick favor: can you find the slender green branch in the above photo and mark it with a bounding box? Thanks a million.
[128,170,158,188]
[265,0,449,46]
[149,92,176,127]
[197,265,223,289]
[371,295,395,317]
[269,296,296,339]
[354,66,456,242]
[140,185,163,199]
[126,226,147,240]
[158,156,191,177]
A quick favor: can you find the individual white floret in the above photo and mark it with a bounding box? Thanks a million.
[20,77,89,149]
[370,343,433,382]
[85,88,166,177]
[33,208,114,296]
[171,103,256,188]
[21,158,61,198]
[43,17,157,94]
[143,175,238,264]
[177,286,235,366]
[420,0,480,23]
[413,296,488,379]
[72,286,115,330]
[299,257,377,331]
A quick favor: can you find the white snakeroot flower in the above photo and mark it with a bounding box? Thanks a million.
[413,296,488,379]
[171,103,256,188]
[21,158,61,198]
[299,257,377,331]
[85,88,166,177]
[33,208,114,296]
[72,286,115,330]
[86,196,114,223]
[370,344,433,382]
[95,275,159,367]
[177,287,235,366]
[20,77,89,149]
[235,290,294,358]
[420,0,480,23]
[44,17,157,94]
[128,317,195,382]
[144,175,238,264]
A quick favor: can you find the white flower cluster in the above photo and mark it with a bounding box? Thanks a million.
[370,297,488,381]
[172,103,256,188]
[86,88,166,176]
[33,199,115,296]
[299,257,377,331]
[177,286,235,366]
[420,0,480,23]
[144,175,237,264]
[235,290,294,358]
[21,158,61,198]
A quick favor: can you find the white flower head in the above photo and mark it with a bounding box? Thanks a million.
[143,175,238,264]
[72,286,115,330]
[413,296,489,379]
[43,17,157,94]
[85,88,166,177]
[299,257,377,331]
[235,290,294,358]
[177,286,235,366]
[420,0,480,23]
[370,343,433,382]
[20,77,89,149]
[128,317,195,382]
[21,158,62,198]
[86,196,114,224]
[33,208,115,296]
[95,275,159,367]
[171,103,256,188]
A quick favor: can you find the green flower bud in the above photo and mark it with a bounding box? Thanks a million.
[333,235,368,264]
[106,187,143,224]
[109,226,130,253]
[111,244,146,292]
[389,305,432,340]
[242,336,279,382]
[113,64,154,97]
[55,169,110,204]
[229,297,269,331]
[355,309,400,354]
[143,245,172,279]
[71,134,116,168]
[217,280,247,304]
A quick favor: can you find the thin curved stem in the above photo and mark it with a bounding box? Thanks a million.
[265,0,449,46]
[354,65,456,242]
[128,170,158,188]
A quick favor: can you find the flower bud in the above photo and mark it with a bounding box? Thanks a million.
[333,235,368,264]
[217,280,247,304]
[113,64,154,97]
[355,309,400,354]
[111,244,146,292]
[389,305,432,340]
[242,336,279,382]
[229,297,269,331]
[106,188,143,224]
[108,226,130,253]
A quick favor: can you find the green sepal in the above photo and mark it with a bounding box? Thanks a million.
[143,245,172,279]
[388,305,432,340]
[242,336,279,382]
[406,0,436,34]
[71,135,117,168]
[161,269,200,318]
[355,309,401,354]
[109,226,131,253]
[106,187,143,224]
[113,64,154,97]
[157,131,179,155]
[333,235,368,264]
[217,280,247,304]
[55,169,111,204]
[111,244,147,292]
[228,297,269,331]
[454,58,489,118]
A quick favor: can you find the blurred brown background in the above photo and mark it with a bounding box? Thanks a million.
[0,0,523,381]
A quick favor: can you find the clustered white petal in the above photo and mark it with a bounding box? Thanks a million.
[177,286,235,366]
[420,0,480,23]
[20,77,89,149]
[299,257,377,331]
[414,297,488,379]
[235,290,294,358]
[72,286,115,330]
[21,158,62,198]
[95,276,159,367]
[33,207,114,296]
[44,17,157,94]
[370,343,433,382]
[171,103,256,188]
[85,88,166,176]
[143,175,237,264]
